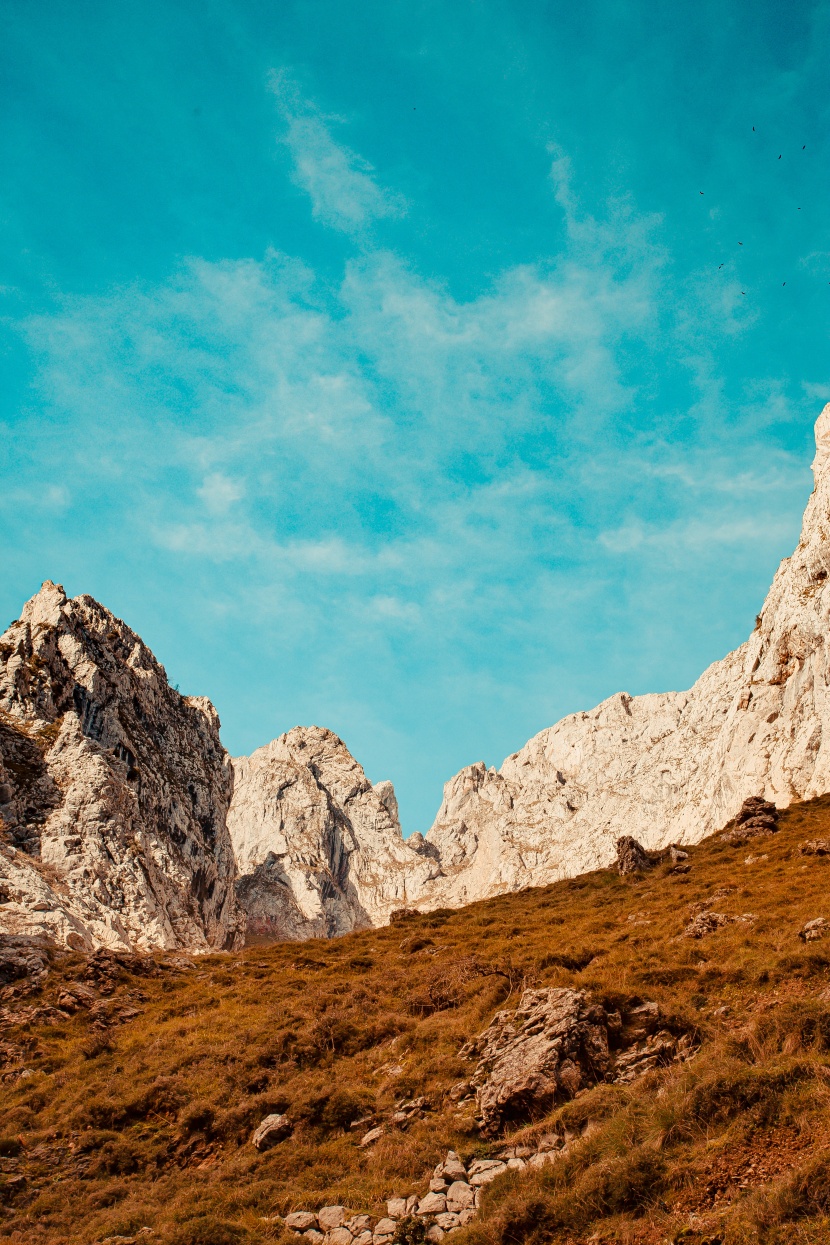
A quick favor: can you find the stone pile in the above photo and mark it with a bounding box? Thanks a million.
[720,797,780,846]
[279,1147,561,1244]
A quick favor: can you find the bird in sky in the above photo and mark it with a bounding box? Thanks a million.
[718,263,724,269]
[738,241,743,246]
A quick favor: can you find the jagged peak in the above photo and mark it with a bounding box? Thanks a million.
[19,580,68,629]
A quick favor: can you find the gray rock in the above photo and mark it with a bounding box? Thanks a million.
[324,1230,353,1245]
[384,1202,406,1220]
[250,1113,291,1150]
[285,1213,318,1232]
[801,839,830,855]
[317,1208,347,1233]
[800,917,829,942]
[470,1163,507,1187]
[460,988,611,1135]
[374,1220,397,1237]
[615,836,652,874]
[445,1182,474,1212]
[359,1126,384,1147]
[417,1193,447,1216]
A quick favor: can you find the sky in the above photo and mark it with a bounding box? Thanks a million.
[2,0,829,833]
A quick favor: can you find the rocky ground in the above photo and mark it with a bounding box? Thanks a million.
[4,795,830,1243]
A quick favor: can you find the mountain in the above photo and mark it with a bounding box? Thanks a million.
[406,403,830,907]
[3,404,830,950]
[229,726,438,940]
[0,582,243,951]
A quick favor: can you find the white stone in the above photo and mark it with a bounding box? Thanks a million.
[417,1193,447,1216]
[285,1213,318,1232]
[324,1230,353,1245]
[373,1221,397,1237]
[317,1208,346,1232]
[385,1202,406,1220]
[445,1182,474,1212]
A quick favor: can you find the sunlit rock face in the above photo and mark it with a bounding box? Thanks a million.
[228,727,438,941]
[0,583,243,952]
[7,404,830,947]
[410,405,830,907]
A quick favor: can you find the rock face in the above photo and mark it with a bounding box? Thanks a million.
[460,987,693,1135]
[410,405,830,905]
[228,728,438,940]
[0,582,243,952]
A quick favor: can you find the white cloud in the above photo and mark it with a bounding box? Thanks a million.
[270,70,406,235]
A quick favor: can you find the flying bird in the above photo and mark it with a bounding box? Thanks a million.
[778,154,782,159]
[738,241,743,245]
[741,291,747,295]
[718,263,724,269]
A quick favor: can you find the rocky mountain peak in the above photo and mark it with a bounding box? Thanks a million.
[0,585,243,952]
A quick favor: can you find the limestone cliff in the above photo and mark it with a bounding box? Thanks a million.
[0,582,243,951]
[413,405,830,907]
[228,727,438,939]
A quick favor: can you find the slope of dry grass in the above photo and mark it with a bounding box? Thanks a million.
[5,798,830,1244]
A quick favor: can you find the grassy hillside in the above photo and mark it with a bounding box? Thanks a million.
[6,798,830,1244]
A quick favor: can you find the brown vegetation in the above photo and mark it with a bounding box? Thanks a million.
[6,798,830,1243]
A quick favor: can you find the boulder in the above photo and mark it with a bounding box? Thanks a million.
[615,836,652,875]
[441,1152,467,1182]
[360,1126,384,1147]
[317,1207,347,1232]
[469,1162,507,1187]
[416,1193,447,1216]
[385,1202,406,1220]
[285,1213,318,1232]
[374,1220,397,1236]
[250,1113,291,1150]
[460,988,611,1135]
[445,1182,475,1211]
[325,1230,353,1245]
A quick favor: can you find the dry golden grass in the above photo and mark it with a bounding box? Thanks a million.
[6,798,830,1244]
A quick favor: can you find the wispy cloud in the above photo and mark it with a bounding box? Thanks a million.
[10,76,818,832]
[270,70,406,235]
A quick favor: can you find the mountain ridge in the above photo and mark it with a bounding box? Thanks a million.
[2,404,830,950]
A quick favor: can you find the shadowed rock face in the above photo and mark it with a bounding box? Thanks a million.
[411,404,830,908]
[0,582,243,952]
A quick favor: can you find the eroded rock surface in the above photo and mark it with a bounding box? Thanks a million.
[409,405,830,909]
[460,987,692,1135]
[0,582,243,952]
[228,728,438,940]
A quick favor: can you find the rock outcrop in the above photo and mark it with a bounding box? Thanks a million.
[228,728,438,940]
[0,582,243,952]
[458,987,692,1135]
[409,405,830,906]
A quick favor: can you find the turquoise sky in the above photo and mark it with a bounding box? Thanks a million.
[2,0,829,831]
